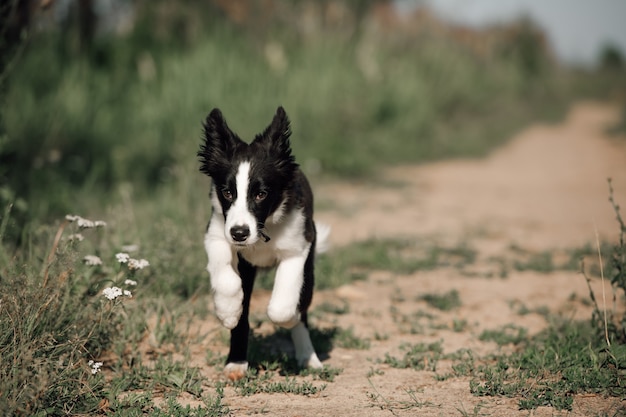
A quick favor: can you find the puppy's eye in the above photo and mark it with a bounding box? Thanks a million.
[222,189,233,201]
[255,191,268,202]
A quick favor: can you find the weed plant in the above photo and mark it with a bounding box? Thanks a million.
[584,179,626,345]
[314,238,477,289]
[367,378,438,413]
[381,341,444,372]
[478,324,528,346]
[225,368,326,397]
[470,320,625,410]
[0,214,147,415]
[419,289,462,311]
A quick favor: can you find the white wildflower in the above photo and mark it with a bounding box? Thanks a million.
[123,290,132,298]
[128,258,149,271]
[83,255,102,266]
[88,360,103,374]
[102,286,123,300]
[77,217,95,229]
[65,214,106,229]
[115,253,130,263]
[124,279,137,286]
[67,233,85,242]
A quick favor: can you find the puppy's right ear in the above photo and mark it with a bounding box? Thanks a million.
[198,109,239,177]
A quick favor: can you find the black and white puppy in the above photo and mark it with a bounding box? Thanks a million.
[198,106,328,377]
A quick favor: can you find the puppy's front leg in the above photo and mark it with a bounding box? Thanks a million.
[267,247,310,329]
[205,231,243,330]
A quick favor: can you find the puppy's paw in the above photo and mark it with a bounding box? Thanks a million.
[291,322,322,369]
[267,302,299,328]
[211,267,244,329]
[224,361,248,381]
[213,290,243,329]
[298,352,323,369]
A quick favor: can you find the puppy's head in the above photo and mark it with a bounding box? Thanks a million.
[198,107,298,246]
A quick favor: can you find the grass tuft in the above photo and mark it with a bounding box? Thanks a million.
[381,341,444,372]
[470,321,626,410]
[584,179,626,345]
[419,289,462,311]
[478,324,528,346]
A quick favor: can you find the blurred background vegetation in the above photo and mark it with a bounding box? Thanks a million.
[0,0,624,245]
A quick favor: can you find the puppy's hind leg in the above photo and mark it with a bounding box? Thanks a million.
[224,255,256,380]
[291,322,322,369]
[291,246,322,369]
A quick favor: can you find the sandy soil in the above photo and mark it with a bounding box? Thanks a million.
[164,102,626,416]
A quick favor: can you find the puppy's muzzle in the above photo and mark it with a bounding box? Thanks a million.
[230,225,250,242]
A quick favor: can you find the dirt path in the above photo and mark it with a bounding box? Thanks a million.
[318,101,626,250]
[180,102,626,416]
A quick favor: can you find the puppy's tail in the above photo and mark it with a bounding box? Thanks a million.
[315,222,331,255]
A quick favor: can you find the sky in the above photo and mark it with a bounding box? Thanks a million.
[395,0,626,66]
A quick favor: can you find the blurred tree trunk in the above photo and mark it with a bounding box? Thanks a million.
[1,0,31,73]
[77,0,95,52]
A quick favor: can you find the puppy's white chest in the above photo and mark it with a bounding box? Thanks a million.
[237,213,309,267]
[238,243,280,268]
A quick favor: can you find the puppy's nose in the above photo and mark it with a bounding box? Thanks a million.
[230,225,250,242]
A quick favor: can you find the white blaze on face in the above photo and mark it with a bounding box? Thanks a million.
[225,161,258,245]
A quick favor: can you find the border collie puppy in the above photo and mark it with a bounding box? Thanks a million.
[198,106,328,377]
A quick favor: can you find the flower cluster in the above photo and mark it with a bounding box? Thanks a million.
[67,233,85,242]
[128,258,150,270]
[97,252,149,301]
[102,286,132,300]
[64,215,148,302]
[116,252,150,270]
[115,252,130,263]
[65,214,107,229]
[88,360,103,375]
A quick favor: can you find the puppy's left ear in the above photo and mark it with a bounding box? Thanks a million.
[256,106,297,171]
[266,106,291,141]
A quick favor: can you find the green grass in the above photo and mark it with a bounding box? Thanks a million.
[478,324,528,346]
[381,341,444,372]
[419,289,463,311]
[225,368,327,397]
[107,392,230,417]
[0,220,126,415]
[470,321,626,410]
[314,239,477,289]
[333,327,372,350]
[586,179,626,346]
[0,212,234,416]
[375,320,625,411]
[367,378,438,413]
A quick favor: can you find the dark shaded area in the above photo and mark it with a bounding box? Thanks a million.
[245,326,338,374]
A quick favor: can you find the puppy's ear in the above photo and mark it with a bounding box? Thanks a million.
[255,106,297,174]
[198,108,239,177]
[265,106,291,144]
